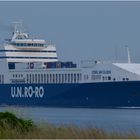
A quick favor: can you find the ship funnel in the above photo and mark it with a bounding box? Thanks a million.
[125,45,131,63]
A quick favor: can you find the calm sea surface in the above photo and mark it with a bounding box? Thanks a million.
[0,107,140,133]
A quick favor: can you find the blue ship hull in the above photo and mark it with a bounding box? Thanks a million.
[0,81,140,108]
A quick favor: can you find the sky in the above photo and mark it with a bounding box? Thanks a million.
[0,1,140,63]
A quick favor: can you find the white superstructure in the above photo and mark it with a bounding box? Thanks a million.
[1,24,58,63]
[0,23,140,85]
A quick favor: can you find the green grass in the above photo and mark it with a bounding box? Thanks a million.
[0,111,139,139]
[0,123,139,139]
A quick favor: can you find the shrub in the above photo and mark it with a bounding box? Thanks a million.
[0,111,34,132]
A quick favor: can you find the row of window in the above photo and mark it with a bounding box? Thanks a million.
[11,43,44,47]
[26,73,82,84]
[91,75,129,81]
[11,79,25,84]
[102,76,111,81]
[13,74,23,78]
[102,76,129,81]
[91,75,101,80]
[85,75,111,81]
[122,78,129,81]
[103,77,129,81]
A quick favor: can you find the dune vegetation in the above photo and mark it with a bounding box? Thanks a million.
[0,111,138,139]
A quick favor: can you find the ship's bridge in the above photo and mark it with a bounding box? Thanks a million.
[10,32,46,48]
[1,25,58,63]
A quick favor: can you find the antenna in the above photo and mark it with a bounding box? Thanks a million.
[11,22,22,33]
[125,45,131,63]
[114,45,118,62]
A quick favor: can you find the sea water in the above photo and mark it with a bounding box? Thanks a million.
[0,107,140,134]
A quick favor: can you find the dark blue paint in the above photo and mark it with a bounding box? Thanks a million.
[0,81,140,108]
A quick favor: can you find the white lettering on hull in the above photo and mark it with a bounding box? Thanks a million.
[11,86,44,98]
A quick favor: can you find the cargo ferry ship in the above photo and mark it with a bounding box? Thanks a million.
[0,23,140,108]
